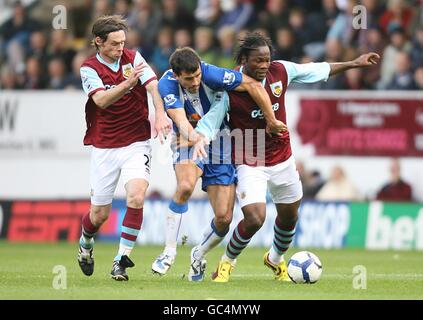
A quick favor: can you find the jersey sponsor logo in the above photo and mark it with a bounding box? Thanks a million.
[122,63,133,79]
[251,103,280,119]
[270,81,283,97]
[223,71,236,85]
[164,94,177,106]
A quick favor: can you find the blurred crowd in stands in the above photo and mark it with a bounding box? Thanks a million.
[296,158,414,202]
[1,0,423,90]
[148,157,416,202]
[0,0,418,202]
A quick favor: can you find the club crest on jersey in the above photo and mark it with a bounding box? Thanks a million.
[122,63,133,79]
[190,98,200,108]
[270,81,283,97]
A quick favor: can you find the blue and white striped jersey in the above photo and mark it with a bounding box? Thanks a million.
[158,61,243,133]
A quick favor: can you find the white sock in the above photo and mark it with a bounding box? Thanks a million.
[221,252,236,265]
[163,201,186,258]
[195,219,228,259]
[269,245,284,265]
[118,243,133,257]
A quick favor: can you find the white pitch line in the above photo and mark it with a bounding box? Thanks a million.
[231,273,423,280]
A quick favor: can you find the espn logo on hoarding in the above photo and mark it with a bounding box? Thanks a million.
[7,201,90,242]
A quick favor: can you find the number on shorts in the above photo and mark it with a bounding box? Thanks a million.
[144,154,151,168]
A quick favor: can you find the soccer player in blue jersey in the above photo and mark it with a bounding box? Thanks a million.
[151,47,286,281]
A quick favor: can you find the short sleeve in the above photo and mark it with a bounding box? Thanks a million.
[196,91,230,140]
[275,60,331,85]
[158,71,184,110]
[201,62,243,91]
[80,66,105,96]
[134,51,157,86]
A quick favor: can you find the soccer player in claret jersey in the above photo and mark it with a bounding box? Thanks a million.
[151,47,286,281]
[77,15,171,281]
[194,32,379,282]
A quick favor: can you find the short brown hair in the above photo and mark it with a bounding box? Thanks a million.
[91,15,128,50]
[169,47,201,75]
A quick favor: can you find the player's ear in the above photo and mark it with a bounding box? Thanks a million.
[240,55,247,65]
[95,36,103,47]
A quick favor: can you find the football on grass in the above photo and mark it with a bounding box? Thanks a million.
[287,251,322,284]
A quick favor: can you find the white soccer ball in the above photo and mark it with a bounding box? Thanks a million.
[287,251,322,284]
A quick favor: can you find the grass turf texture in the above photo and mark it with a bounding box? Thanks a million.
[0,241,422,300]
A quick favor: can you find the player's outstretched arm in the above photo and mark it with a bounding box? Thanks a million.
[235,73,287,134]
[329,52,380,77]
[146,80,172,144]
[91,63,145,109]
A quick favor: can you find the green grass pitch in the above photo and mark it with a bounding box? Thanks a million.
[0,241,422,300]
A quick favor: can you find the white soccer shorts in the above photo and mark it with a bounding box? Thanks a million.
[89,140,152,206]
[236,156,303,208]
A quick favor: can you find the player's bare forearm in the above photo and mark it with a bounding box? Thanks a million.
[91,80,132,109]
[329,52,380,77]
[92,63,144,109]
[146,80,166,115]
[167,109,199,142]
[329,61,356,76]
[147,80,172,142]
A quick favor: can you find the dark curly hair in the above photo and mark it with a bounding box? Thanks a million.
[235,31,274,65]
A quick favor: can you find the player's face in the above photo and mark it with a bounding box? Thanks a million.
[176,67,202,93]
[97,30,126,63]
[243,46,271,81]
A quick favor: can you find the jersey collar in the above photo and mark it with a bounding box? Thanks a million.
[96,53,120,72]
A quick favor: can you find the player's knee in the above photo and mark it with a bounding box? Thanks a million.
[279,208,299,226]
[214,213,232,229]
[126,194,145,208]
[244,215,265,233]
[176,181,195,202]
[90,208,108,226]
